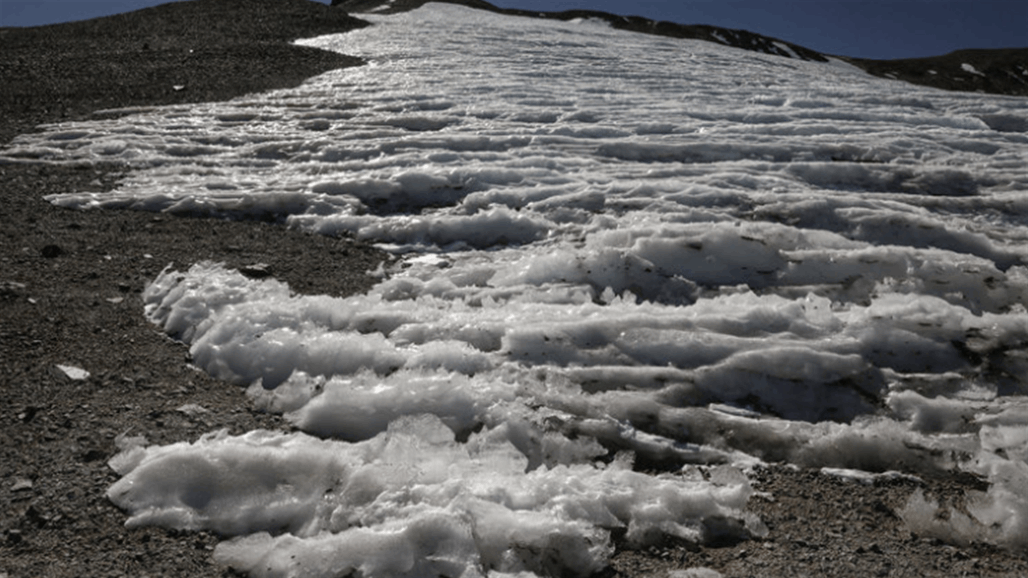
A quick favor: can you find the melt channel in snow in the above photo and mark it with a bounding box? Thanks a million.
[3,3,1028,576]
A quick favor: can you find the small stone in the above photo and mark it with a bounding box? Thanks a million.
[176,403,210,417]
[17,407,38,423]
[0,281,27,298]
[11,477,33,492]
[54,364,90,381]
[81,449,107,463]
[240,263,272,279]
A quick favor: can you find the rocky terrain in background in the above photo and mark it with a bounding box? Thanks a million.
[0,0,368,144]
[1,0,1026,576]
[846,48,1028,98]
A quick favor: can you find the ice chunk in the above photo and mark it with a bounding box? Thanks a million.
[108,416,764,577]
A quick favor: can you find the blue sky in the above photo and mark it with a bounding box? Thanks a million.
[0,0,1024,59]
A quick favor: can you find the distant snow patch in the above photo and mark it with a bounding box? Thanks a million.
[961,63,986,77]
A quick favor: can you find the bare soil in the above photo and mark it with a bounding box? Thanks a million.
[1,1,1025,576]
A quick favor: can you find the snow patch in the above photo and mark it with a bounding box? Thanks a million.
[3,2,1027,573]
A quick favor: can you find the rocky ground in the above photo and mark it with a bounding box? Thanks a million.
[1,1,1025,576]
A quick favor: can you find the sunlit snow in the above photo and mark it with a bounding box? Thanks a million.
[4,3,1028,575]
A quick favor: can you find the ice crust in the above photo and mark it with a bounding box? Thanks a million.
[4,2,1028,574]
[108,415,764,577]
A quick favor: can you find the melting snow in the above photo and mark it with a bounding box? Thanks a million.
[3,3,1028,575]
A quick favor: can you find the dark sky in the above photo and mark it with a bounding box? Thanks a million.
[1,0,1025,59]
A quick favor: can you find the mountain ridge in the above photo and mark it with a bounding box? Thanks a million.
[332,0,1028,97]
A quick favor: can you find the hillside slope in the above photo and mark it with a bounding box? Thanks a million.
[333,0,1028,96]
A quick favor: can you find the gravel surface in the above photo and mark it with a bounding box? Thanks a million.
[1,1,1025,576]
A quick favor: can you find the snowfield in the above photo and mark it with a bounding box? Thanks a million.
[4,3,1027,576]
